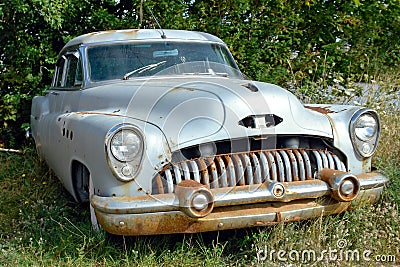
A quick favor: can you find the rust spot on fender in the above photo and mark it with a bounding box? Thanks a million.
[304,105,336,114]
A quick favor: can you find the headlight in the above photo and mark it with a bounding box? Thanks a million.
[106,124,144,181]
[354,114,378,141]
[110,129,142,162]
[350,109,380,158]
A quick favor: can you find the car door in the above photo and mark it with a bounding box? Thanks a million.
[32,49,83,181]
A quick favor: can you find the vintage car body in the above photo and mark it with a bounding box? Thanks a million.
[30,29,388,236]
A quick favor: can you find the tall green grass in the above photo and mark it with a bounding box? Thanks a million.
[0,75,398,266]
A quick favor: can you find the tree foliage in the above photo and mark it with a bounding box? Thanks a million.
[1,0,399,147]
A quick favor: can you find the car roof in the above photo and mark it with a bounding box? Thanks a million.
[63,29,225,49]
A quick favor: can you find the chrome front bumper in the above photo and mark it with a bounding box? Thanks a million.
[91,171,388,236]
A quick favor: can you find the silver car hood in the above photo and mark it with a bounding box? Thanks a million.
[80,77,332,149]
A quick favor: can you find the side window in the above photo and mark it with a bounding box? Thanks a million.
[53,57,65,87]
[65,53,82,87]
[53,51,82,88]
[65,52,83,88]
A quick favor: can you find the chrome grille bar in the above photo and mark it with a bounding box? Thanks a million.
[153,149,347,194]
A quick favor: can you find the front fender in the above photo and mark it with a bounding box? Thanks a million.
[304,104,371,173]
[43,111,171,200]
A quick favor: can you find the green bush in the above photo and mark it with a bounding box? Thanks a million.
[1,0,400,147]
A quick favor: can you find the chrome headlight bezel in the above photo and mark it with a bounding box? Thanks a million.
[105,124,144,182]
[349,109,380,158]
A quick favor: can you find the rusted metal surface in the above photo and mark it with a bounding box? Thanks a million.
[64,29,224,49]
[318,168,360,201]
[91,171,387,214]
[91,170,387,235]
[155,174,164,194]
[177,179,204,188]
[95,187,383,236]
[318,168,345,179]
[304,105,336,114]
[153,148,346,194]
[175,180,214,218]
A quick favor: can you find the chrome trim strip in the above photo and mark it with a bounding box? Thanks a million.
[319,151,329,169]
[173,164,182,184]
[294,150,305,181]
[313,151,323,172]
[225,156,236,187]
[288,150,299,181]
[209,160,219,189]
[332,154,344,171]
[279,151,292,182]
[190,161,200,183]
[301,150,312,179]
[243,154,253,185]
[275,152,285,182]
[217,156,228,188]
[181,162,191,181]
[259,152,269,182]
[326,152,335,169]
[165,169,174,193]
[252,153,262,184]
[232,154,244,186]
[267,152,278,182]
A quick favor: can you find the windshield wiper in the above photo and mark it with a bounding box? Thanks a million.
[123,61,166,80]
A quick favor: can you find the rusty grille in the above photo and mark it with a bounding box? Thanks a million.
[152,149,346,194]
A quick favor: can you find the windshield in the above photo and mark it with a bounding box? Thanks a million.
[86,41,243,81]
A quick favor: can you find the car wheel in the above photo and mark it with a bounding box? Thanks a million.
[73,162,90,203]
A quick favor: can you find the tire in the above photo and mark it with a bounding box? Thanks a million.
[73,162,103,232]
[73,163,90,203]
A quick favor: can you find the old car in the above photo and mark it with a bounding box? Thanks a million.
[30,29,388,236]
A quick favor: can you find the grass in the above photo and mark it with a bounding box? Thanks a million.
[0,75,399,266]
